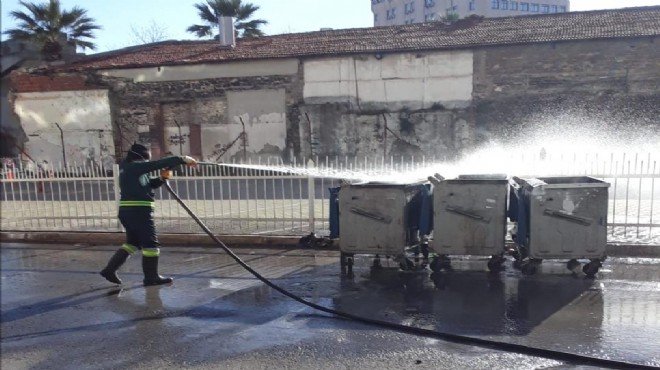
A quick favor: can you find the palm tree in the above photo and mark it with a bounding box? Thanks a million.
[3,0,101,60]
[187,0,267,39]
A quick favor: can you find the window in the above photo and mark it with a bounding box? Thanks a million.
[405,1,415,14]
[541,4,549,13]
[511,1,518,10]
[425,13,436,21]
[371,0,385,4]
[531,3,539,12]
[520,2,529,11]
[491,0,499,9]
[550,5,557,12]
[469,1,476,10]
[386,8,397,19]
[374,14,379,23]
[425,0,436,8]
[405,18,416,24]
[559,5,566,12]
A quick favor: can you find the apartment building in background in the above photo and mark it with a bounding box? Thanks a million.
[372,0,570,26]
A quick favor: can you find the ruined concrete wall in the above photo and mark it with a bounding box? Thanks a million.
[95,59,301,162]
[472,37,660,146]
[300,51,474,160]
[13,89,115,167]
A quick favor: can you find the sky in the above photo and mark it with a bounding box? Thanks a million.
[1,0,659,53]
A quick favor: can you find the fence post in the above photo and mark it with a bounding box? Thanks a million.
[307,159,315,233]
[113,164,121,231]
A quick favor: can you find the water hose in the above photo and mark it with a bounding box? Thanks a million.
[163,181,655,370]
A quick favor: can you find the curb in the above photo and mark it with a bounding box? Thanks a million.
[1,232,658,257]
[0,231,301,248]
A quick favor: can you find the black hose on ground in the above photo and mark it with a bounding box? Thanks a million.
[164,182,654,370]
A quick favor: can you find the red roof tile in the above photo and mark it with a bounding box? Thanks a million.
[59,6,660,71]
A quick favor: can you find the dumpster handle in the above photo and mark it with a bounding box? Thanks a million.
[350,207,392,224]
[543,209,592,226]
[445,206,490,223]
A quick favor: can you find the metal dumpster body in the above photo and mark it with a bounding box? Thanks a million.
[428,174,509,272]
[338,181,426,256]
[509,176,610,276]
[430,175,509,256]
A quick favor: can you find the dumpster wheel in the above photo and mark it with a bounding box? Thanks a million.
[487,254,506,273]
[162,181,655,370]
[521,259,542,275]
[340,252,354,278]
[583,259,603,278]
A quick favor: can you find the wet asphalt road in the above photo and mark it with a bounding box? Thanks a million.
[1,242,659,370]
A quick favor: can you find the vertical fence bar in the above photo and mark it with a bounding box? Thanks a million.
[246,159,252,232]
[47,164,55,229]
[219,169,226,232]
[611,160,618,236]
[288,157,294,231]
[210,164,217,231]
[650,161,656,238]
[624,159,631,237]
[637,160,644,238]
[308,174,315,233]
[228,160,234,230]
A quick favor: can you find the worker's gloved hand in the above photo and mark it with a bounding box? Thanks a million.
[160,169,173,180]
[182,156,197,167]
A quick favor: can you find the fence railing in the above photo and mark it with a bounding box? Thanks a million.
[1,152,658,245]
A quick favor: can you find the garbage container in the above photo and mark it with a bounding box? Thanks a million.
[509,176,610,277]
[338,180,429,276]
[428,174,509,272]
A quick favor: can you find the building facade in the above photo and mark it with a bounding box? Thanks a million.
[372,0,569,26]
[7,7,659,165]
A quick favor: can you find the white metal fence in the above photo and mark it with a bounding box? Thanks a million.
[1,152,658,245]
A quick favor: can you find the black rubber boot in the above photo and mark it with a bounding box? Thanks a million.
[142,256,173,286]
[100,249,130,284]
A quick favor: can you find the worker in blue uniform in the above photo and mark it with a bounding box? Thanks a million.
[100,143,197,286]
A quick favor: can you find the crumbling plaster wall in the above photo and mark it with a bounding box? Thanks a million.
[300,50,475,160]
[12,89,115,167]
[96,59,301,162]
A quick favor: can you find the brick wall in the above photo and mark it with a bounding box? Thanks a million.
[10,73,95,93]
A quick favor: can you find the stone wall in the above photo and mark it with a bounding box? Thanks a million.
[472,37,660,146]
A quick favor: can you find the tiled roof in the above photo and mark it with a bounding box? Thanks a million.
[60,6,659,71]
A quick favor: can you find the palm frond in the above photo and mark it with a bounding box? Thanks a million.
[186,24,213,38]
[235,3,260,21]
[193,2,218,23]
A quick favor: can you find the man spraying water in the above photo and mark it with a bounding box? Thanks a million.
[100,143,197,286]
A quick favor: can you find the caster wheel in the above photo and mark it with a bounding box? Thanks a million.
[429,257,441,272]
[400,258,415,271]
[487,256,505,273]
[513,259,522,270]
[430,272,448,290]
[341,253,354,277]
[583,260,601,278]
[567,259,581,273]
[521,261,538,275]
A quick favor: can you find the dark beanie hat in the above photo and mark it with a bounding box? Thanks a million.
[126,143,151,162]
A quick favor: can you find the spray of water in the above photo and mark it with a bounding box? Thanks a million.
[213,114,659,183]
